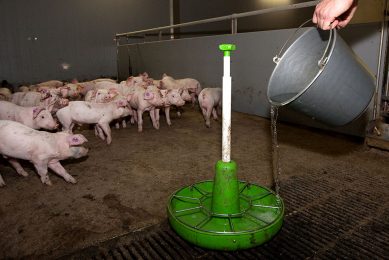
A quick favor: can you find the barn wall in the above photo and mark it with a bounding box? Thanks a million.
[120,23,382,136]
[0,0,169,85]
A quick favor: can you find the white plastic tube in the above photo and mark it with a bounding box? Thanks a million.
[222,55,232,163]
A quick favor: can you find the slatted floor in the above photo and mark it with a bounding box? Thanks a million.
[62,164,389,259]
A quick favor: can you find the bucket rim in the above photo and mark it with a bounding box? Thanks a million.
[267,28,336,107]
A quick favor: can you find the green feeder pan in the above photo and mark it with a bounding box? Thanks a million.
[167,161,284,250]
[167,44,284,250]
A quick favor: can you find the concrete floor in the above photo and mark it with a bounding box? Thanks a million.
[0,105,388,258]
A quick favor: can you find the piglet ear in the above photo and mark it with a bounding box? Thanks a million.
[67,134,88,146]
[71,78,78,84]
[126,78,133,86]
[126,93,133,102]
[32,107,46,119]
[144,91,154,100]
[162,73,167,78]
[109,88,118,94]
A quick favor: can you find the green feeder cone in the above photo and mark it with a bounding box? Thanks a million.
[212,160,240,215]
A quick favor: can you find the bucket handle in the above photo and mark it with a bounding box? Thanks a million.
[273,19,334,69]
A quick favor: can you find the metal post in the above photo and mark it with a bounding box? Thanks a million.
[231,18,238,34]
[169,0,175,39]
[373,0,389,120]
[116,38,119,81]
[383,0,389,112]
[127,45,132,77]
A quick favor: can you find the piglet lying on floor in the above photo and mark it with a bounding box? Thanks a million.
[0,120,89,186]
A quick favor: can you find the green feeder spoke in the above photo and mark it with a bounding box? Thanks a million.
[175,206,202,214]
[195,216,212,229]
[201,205,212,216]
[172,195,201,204]
[245,212,271,225]
[239,183,250,194]
[250,192,272,201]
[241,214,263,228]
[228,216,235,232]
[252,204,281,209]
[191,184,210,195]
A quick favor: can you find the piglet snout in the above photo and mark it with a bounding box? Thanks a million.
[69,146,89,159]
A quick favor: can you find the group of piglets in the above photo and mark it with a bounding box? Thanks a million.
[0,73,223,187]
[0,79,94,187]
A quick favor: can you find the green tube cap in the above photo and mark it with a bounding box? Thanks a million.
[219,44,236,56]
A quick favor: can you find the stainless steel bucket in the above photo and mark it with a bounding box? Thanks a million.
[267,27,375,126]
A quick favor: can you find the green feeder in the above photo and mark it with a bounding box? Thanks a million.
[167,44,284,250]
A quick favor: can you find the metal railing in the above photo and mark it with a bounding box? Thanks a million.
[115,1,319,43]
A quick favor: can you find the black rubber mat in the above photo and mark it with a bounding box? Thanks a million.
[62,164,389,259]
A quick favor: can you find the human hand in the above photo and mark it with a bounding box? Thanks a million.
[312,0,358,30]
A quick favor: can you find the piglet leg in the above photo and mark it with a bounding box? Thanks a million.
[94,125,99,137]
[95,125,106,141]
[0,174,5,187]
[176,106,182,118]
[165,107,172,126]
[154,109,160,129]
[217,105,222,116]
[190,93,196,107]
[48,160,76,184]
[204,108,212,128]
[32,160,52,185]
[212,108,218,121]
[131,112,138,124]
[98,122,112,144]
[137,110,143,132]
[7,158,29,176]
[149,109,159,130]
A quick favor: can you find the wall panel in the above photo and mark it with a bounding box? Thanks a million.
[0,0,169,85]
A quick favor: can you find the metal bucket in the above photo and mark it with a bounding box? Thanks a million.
[267,27,375,126]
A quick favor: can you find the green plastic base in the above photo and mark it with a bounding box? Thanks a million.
[167,180,284,251]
